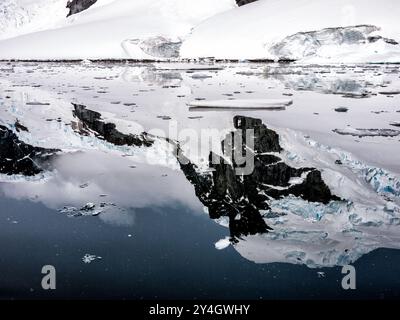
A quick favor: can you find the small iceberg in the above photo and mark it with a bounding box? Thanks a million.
[188,99,293,111]
[82,254,102,264]
[215,237,231,250]
[333,127,400,137]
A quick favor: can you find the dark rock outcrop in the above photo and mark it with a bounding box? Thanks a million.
[66,0,97,17]
[72,103,153,147]
[177,116,340,240]
[0,125,59,176]
[236,0,258,6]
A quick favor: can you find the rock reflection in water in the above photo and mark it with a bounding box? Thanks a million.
[0,125,59,176]
[177,116,339,241]
[72,103,153,147]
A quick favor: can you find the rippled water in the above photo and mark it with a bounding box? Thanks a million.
[0,62,399,299]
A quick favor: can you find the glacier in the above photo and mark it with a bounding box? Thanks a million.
[0,0,399,62]
[0,0,237,60]
[181,0,400,63]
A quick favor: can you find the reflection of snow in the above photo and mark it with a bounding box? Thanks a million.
[263,65,385,97]
[1,62,400,269]
[231,130,400,268]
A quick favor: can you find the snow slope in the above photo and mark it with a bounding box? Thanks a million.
[0,0,68,40]
[0,0,399,63]
[0,0,237,60]
[181,0,400,63]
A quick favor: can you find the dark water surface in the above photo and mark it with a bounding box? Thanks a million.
[1,62,400,299]
[1,196,399,300]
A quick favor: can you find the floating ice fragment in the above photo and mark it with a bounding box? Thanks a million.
[215,237,231,250]
[188,99,292,110]
[26,102,50,106]
[191,73,213,80]
[333,127,400,137]
[82,254,102,264]
[58,202,104,217]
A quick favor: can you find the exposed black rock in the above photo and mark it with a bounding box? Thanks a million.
[368,36,399,45]
[0,125,59,176]
[66,0,97,17]
[177,116,340,240]
[72,103,153,147]
[236,0,258,6]
[15,119,29,132]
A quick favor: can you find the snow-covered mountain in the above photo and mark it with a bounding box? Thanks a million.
[181,0,400,63]
[0,0,399,63]
[0,0,68,40]
[0,0,237,60]
[66,0,98,17]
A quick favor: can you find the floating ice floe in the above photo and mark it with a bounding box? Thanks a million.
[333,128,400,137]
[25,102,50,106]
[82,254,102,264]
[187,99,293,110]
[215,237,231,250]
[121,36,181,59]
[58,202,117,218]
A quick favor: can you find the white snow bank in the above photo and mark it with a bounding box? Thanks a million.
[0,0,68,40]
[181,0,400,63]
[0,0,237,60]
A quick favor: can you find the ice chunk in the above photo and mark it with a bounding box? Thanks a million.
[215,237,231,250]
[58,202,116,217]
[268,25,391,60]
[122,36,181,59]
[82,254,102,264]
[333,128,400,137]
[188,99,293,110]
